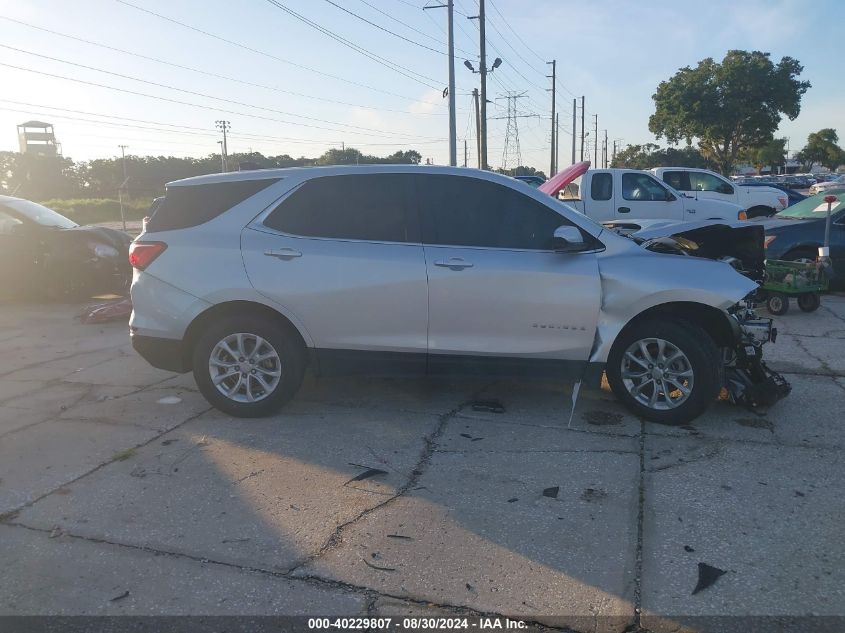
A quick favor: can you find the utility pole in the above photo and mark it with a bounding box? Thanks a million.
[478,0,487,169]
[547,59,556,177]
[580,96,585,161]
[555,113,560,174]
[117,144,129,232]
[603,129,608,168]
[593,114,598,167]
[472,88,481,169]
[217,141,225,173]
[118,144,129,180]
[464,139,468,167]
[571,98,576,165]
[215,120,230,172]
[424,1,456,166]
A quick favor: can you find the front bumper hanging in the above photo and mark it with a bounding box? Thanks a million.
[725,305,791,411]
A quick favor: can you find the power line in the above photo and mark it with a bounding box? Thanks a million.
[0,45,446,139]
[0,62,445,141]
[263,0,444,89]
[0,15,451,117]
[115,0,446,108]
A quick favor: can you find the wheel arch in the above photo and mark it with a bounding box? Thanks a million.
[611,301,737,354]
[181,300,309,371]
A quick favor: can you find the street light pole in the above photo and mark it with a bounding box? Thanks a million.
[424,1,457,166]
[215,120,230,172]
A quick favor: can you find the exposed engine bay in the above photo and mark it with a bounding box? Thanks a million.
[603,218,790,412]
[603,219,766,283]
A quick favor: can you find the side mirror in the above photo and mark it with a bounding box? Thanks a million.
[552,225,586,252]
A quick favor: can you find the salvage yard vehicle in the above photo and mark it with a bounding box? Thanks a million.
[542,162,747,223]
[652,167,788,218]
[129,166,788,424]
[760,191,845,289]
[809,174,845,195]
[0,195,132,300]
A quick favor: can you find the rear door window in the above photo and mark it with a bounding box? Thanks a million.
[590,173,613,201]
[263,173,419,243]
[147,178,280,232]
[415,174,568,250]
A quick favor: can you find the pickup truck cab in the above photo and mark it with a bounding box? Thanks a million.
[541,162,746,222]
[651,167,787,218]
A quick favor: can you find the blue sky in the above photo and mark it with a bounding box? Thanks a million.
[0,0,842,174]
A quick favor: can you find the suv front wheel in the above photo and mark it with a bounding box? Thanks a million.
[192,314,306,417]
[606,320,721,425]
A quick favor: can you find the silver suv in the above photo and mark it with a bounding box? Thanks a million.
[129,166,784,424]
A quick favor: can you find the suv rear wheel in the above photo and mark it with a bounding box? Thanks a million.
[192,314,306,417]
[606,320,721,425]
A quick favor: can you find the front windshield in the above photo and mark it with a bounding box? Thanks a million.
[4,198,78,228]
[776,191,845,219]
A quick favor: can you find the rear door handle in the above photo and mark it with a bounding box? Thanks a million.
[264,248,302,260]
[618,207,631,214]
[434,257,474,270]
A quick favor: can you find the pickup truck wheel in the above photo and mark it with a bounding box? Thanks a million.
[607,320,721,425]
[192,314,306,418]
[747,205,775,219]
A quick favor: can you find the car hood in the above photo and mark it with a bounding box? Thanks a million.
[59,225,133,251]
[603,218,766,282]
[538,161,591,196]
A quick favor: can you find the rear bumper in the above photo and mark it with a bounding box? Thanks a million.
[131,333,189,373]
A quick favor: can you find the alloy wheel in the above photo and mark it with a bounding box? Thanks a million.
[620,337,695,410]
[208,332,282,403]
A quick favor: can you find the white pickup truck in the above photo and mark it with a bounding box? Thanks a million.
[539,162,747,222]
[651,167,787,218]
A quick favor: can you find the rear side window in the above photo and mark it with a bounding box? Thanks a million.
[416,174,569,250]
[146,178,280,232]
[263,174,419,243]
[590,173,612,201]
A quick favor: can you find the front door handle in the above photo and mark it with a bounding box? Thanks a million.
[264,248,302,260]
[434,257,474,270]
[618,206,631,214]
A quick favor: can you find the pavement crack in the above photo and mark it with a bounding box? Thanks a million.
[285,388,489,576]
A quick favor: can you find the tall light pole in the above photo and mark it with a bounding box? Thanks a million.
[547,60,556,177]
[118,144,129,180]
[424,1,457,166]
[571,98,576,165]
[464,53,501,170]
[215,120,230,172]
[117,145,129,232]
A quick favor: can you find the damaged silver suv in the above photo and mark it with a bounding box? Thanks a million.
[129,166,789,424]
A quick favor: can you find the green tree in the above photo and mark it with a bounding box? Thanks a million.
[649,50,810,175]
[740,137,788,174]
[610,143,714,170]
[495,165,547,179]
[795,129,845,172]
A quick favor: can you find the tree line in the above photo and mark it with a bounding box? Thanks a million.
[612,50,844,175]
[0,147,423,201]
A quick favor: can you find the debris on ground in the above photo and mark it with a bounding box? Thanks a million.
[386,534,413,540]
[79,298,133,324]
[684,545,695,552]
[49,525,63,538]
[583,410,624,426]
[580,488,607,502]
[692,562,728,595]
[156,396,182,405]
[345,466,388,485]
[471,400,505,413]
[507,497,518,503]
[362,558,396,572]
[109,590,130,602]
[459,433,484,441]
[542,486,560,499]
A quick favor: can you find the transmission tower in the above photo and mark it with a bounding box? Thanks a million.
[498,91,529,171]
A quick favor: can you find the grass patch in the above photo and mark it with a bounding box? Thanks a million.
[40,197,154,225]
[112,448,138,462]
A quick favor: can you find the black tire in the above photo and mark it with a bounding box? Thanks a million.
[766,293,789,316]
[797,292,821,312]
[606,319,721,425]
[747,205,774,219]
[192,314,306,417]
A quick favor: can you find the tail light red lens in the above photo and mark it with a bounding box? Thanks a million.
[129,241,167,270]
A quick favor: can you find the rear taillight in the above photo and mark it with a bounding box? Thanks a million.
[129,241,167,270]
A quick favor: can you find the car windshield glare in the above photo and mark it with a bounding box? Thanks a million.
[6,199,78,228]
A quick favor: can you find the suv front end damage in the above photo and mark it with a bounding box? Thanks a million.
[725,299,791,410]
